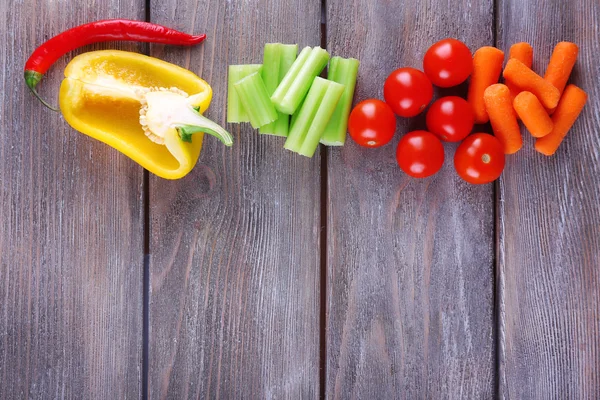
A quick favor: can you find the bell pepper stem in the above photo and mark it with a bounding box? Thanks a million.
[24,70,60,112]
[176,112,233,146]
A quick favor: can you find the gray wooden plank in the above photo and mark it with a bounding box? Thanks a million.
[325,1,496,398]
[0,1,145,399]
[497,1,600,398]
[147,1,322,398]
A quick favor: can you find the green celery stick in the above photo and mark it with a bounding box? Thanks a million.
[290,97,304,131]
[285,80,326,152]
[227,64,262,123]
[271,46,330,115]
[321,57,360,146]
[271,47,312,114]
[284,77,345,157]
[298,83,346,156]
[234,72,278,129]
[260,43,298,136]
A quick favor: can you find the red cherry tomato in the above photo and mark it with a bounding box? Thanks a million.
[423,38,473,88]
[396,130,444,178]
[384,68,433,117]
[348,99,397,147]
[454,133,505,184]
[426,96,475,142]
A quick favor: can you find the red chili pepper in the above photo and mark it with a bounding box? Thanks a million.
[24,19,207,110]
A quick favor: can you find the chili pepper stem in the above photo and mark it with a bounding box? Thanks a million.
[24,70,59,111]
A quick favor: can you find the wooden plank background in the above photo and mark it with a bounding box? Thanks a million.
[147,1,322,398]
[0,0,599,398]
[0,0,144,399]
[324,0,496,398]
[497,0,600,398]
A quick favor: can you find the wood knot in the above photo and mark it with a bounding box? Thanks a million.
[189,164,216,198]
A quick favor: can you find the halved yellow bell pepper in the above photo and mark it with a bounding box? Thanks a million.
[59,50,232,179]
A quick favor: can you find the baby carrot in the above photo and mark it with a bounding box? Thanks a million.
[535,84,587,156]
[507,42,533,99]
[513,91,553,138]
[503,58,560,109]
[484,84,522,154]
[544,42,579,114]
[468,46,505,124]
[544,42,578,96]
[509,42,533,67]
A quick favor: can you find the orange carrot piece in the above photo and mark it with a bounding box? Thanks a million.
[544,42,578,95]
[484,84,523,154]
[503,58,560,109]
[535,84,587,156]
[507,42,533,99]
[513,92,553,138]
[544,42,579,114]
[468,46,505,124]
[509,42,533,67]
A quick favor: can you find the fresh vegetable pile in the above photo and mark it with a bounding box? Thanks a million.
[350,38,587,184]
[227,43,359,157]
[227,38,586,185]
[26,20,588,184]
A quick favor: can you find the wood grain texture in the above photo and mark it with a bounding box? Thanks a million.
[497,1,600,398]
[147,1,322,398]
[0,1,144,399]
[325,1,496,398]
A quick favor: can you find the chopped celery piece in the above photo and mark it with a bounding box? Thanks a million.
[271,46,330,115]
[284,77,344,157]
[260,43,298,136]
[233,72,278,129]
[227,64,262,123]
[321,57,360,146]
[290,97,304,131]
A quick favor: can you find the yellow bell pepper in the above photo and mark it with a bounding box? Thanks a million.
[59,50,232,179]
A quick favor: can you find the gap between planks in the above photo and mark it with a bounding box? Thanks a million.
[142,2,152,400]
[492,0,501,396]
[319,0,329,399]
